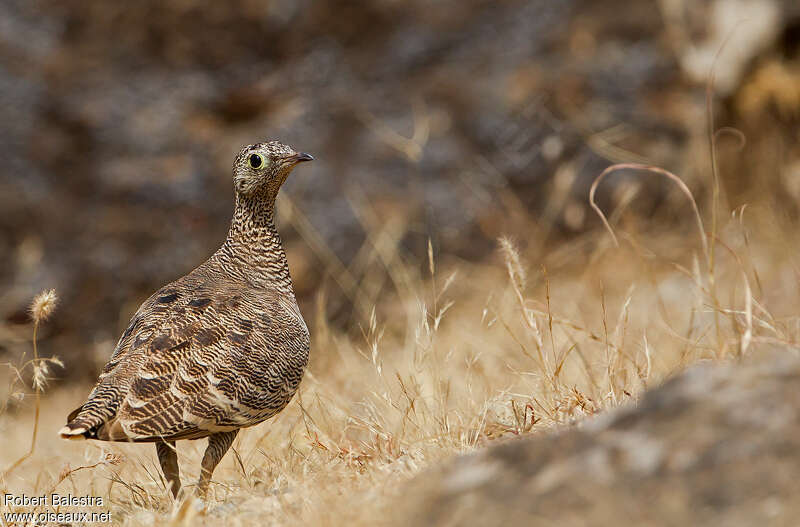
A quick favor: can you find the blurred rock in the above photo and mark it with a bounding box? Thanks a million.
[1,0,799,371]
[392,353,800,527]
[679,0,781,95]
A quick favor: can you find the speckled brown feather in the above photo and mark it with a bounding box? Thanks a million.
[61,141,311,453]
[75,279,308,442]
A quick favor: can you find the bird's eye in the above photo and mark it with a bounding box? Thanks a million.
[248,153,265,169]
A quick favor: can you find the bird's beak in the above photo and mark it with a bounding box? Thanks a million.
[287,152,314,164]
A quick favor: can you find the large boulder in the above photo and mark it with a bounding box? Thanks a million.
[393,354,800,526]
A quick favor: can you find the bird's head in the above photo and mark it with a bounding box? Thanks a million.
[232,140,313,199]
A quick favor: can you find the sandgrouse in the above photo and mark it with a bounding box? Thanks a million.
[60,140,313,499]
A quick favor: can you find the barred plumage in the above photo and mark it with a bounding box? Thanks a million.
[60,140,313,498]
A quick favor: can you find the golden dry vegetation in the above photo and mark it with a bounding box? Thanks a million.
[4,0,800,524]
[2,151,800,526]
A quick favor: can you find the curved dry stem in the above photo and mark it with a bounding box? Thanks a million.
[588,163,709,261]
[713,127,747,151]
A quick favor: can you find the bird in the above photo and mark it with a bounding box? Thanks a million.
[59,140,313,499]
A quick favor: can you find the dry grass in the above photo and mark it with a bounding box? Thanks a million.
[3,153,800,525]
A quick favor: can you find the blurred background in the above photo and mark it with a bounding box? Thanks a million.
[1,0,799,382]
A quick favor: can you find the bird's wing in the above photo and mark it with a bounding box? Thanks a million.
[64,277,309,442]
[60,277,206,438]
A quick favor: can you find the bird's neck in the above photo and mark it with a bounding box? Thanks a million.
[222,193,294,292]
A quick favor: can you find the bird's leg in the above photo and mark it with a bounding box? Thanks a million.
[196,430,239,499]
[156,441,181,498]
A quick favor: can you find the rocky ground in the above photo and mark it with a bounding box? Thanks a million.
[393,351,800,527]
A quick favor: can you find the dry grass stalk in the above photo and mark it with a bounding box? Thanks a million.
[1,289,61,481]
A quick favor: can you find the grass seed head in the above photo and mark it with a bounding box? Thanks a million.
[30,289,58,323]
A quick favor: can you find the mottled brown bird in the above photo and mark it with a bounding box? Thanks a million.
[59,140,313,499]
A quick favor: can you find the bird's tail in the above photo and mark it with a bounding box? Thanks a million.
[59,422,91,440]
[60,405,88,439]
[59,381,127,440]
[59,405,102,440]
